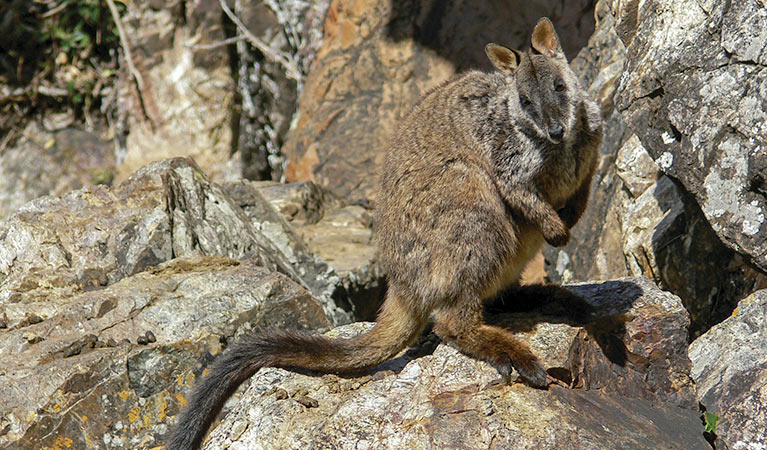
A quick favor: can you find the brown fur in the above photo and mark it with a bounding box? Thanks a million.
[167,18,602,450]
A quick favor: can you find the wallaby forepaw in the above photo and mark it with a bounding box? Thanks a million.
[544,223,570,247]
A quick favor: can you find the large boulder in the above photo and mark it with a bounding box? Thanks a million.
[283,0,597,203]
[0,157,352,328]
[615,0,767,272]
[202,277,706,449]
[690,290,767,449]
[115,0,236,183]
[0,255,331,449]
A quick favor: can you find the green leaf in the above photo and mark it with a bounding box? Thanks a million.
[704,412,721,434]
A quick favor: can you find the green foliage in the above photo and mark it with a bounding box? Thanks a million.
[1,0,126,114]
[704,412,721,434]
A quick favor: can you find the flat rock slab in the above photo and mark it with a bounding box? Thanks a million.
[690,289,767,449]
[203,277,705,449]
[0,256,330,449]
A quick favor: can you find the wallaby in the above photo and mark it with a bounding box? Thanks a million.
[167,17,602,450]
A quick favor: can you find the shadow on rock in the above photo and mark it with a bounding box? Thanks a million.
[385,0,597,71]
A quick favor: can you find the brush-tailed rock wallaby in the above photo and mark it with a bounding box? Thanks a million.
[167,17,602,450]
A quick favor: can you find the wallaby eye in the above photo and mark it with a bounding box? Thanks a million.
[519,96,531,107]
[554,80,565,92]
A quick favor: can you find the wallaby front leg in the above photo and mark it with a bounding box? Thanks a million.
[503,188,570,247]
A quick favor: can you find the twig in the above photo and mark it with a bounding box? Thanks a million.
[263,0,302,54]
[105,0,154,128]
[40,1,69,19]
[105,0,143,92]
[0,85,69,103]
[218,0,303,83]
[186,35,246,50]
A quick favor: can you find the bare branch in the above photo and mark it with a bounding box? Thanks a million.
[105,0,154,128]
[219,0,303,84]
[186,35,246,51]
[105,0,143,92]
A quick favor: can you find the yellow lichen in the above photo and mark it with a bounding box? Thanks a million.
[128,405,141,424]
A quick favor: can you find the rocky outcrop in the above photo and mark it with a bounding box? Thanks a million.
[0,255,331,449]
[252,181,384,320]
[0,157,352,328]
[615,0,767,273]
[690,290,767,449]
[203,277,706,449]
[283,0,597,203]
[0,157,376,448]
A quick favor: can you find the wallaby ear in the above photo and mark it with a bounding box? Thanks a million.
[485,43,521,73]
[531,17,564,58]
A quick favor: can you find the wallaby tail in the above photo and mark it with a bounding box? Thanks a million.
[167,293,426,450]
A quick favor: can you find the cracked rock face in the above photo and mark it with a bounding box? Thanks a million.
[615,0,767,272]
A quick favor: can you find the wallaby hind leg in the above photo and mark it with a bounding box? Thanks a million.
[432,301,547,388]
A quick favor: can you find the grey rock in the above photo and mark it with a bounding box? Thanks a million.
[256,180,340,224]
[0,158,351,328]
[615,0,767,272]
[115,0,236,183]
[615,134,660,197]
[251,181,384,321]
[0,255,330,449]
[203,277,705,450]
[690,290,767,449]
[223,180,355,322]
[0,124,115,222]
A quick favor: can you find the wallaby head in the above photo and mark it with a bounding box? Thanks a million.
[485,17,579,144]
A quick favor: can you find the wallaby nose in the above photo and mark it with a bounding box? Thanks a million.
[549,124,564,142]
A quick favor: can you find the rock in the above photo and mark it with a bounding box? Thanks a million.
[234,0,331,180]
[222,180,356,319]
[0,123,115,222]
[0,255,331,449]
[256,180,342,225]
[251,181,384,321]
[284,0,597,203]
[615,134,660,197]
[545,0,767,337]
[115,0,236,183]
[615,0,767,272]
[690,290,767,449]
[0,157,352,328]
[202,277,706,449]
